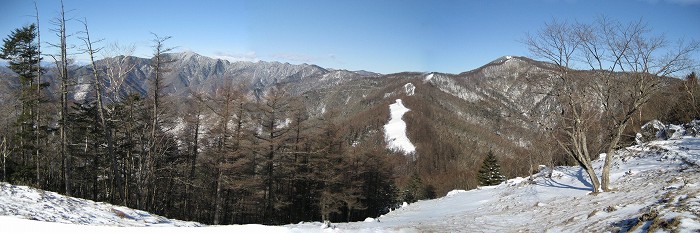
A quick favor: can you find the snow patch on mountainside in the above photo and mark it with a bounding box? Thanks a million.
[384,99,416,156]
[424,73,434,82]
[404,83,415,96]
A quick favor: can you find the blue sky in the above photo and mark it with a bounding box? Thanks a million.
[1,0,699,74]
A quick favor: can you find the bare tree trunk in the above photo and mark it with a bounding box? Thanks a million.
[56,0,71,196]
[601,125,624,192]
[213,169,223,225]
[101,43,136,206]
[145,34,173,211]
[2,136,6,182]
[189,119,199,182]
[80,19,125,203]
[34,2,42,188]
[186,110,200,216]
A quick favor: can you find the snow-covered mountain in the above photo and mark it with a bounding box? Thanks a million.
[69,51,378,101]
[3,128,699,232]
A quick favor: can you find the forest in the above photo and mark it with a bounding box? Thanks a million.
[0,2,407,224]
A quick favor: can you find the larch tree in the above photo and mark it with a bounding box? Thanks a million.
[144,33,174,210]
[196,81,251,225]
[253,86,294,224]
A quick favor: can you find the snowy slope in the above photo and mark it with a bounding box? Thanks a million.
[0,183,201,227]
[332,137,700,232]
[3,137,700,232]
[383,99,416,155]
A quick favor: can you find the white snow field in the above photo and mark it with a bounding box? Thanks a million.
[383,99,417,155]
[3,137,700,232]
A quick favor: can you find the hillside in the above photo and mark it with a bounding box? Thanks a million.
[13,53,568,192]
[3,130,699,232]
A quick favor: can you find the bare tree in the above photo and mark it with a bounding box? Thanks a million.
[33,1,43,188]
[525,17,699,193]
[142,33,175,210]
[47,0,72,195]
[524,19,602,193]
[100,42,136,204]
[580,17,700,191]
[101,42,137,103]
[78,18,129,203]
[1,136,8,182]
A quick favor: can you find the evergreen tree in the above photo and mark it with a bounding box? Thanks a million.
[1,24,43,185]
[478,151,506,186]
[67,100,104,201]
[401,173,422,203]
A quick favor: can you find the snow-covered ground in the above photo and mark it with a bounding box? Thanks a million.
[3,137,700,232]
[383,99,416,155]
[0,183,201,227]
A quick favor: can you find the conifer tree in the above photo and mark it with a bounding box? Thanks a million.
[1,24,43,185]
[478,151,505,186]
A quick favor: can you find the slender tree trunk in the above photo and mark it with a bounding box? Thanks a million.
[146,34,171,210]
[2,137,6,182]
[601,128,623,192]
[34,2,42,189]
[579,127,600,193]
[186,114,199,216]
[92,136,99,200]
[213,169,223,225]
[81,19,124,203]
[57,0,71,196]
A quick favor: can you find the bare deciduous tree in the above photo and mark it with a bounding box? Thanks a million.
[47,0,72,195]
[583,17,700,191]
[525,19,602,193]
[143,33,175,210]
[525,17,699,193]
[101,42,136,103]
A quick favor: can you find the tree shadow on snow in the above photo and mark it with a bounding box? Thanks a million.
[535,168,594,191]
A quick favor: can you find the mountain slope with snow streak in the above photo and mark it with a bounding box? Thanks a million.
[383,99,416,156]
[3,137,700,232]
